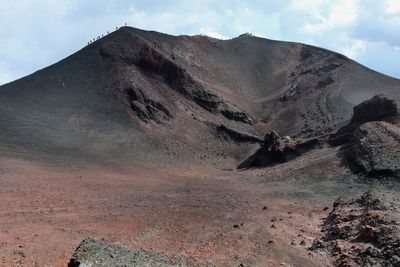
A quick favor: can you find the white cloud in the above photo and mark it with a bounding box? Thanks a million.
[351,2,400,47]
[300,0,359,33]
[290,0,325,14]
[199,27,227,39]
[342,39,367,59]
[385,0,400,14]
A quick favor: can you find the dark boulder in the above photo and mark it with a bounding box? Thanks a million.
[330,94,398,145]
[238,131,319,169]
[347,121,400,177]
[351,94,397,125]
[264,130,281,148]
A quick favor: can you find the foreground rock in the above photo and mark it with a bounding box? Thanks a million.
[68,237,213,267]
[238,131,319,169]
[351,94,397,125]
[312,192,400,267]
[330,94,398,145]
[348,121,400,177]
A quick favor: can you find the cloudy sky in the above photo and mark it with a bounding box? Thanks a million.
[0,0,399,85]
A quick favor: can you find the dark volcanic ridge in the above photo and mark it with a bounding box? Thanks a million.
[0,26,399,167]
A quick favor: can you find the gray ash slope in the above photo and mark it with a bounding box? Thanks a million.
[0,26,399,166]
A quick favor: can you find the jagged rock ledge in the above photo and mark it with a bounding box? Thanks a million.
[238,130,320,169]
[328,94,400,177]
[329,94,398,146]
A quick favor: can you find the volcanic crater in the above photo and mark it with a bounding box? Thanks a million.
[0,27,400,267]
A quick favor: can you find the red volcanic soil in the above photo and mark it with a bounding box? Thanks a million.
[3,145,396,266]
[0,155,343,267]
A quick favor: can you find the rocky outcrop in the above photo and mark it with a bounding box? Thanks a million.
[312,192,400,267]
[207,122,263,143]
[125,86,172,123]
[327,95,400,177]
[347,121,400,177]
[351,94,397,124]
[330,94,398,145]
[137,46,253,124]
[279,46,342,102]
[68,237,213,267]
[238,131,319,169]
[100,36,253,124]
